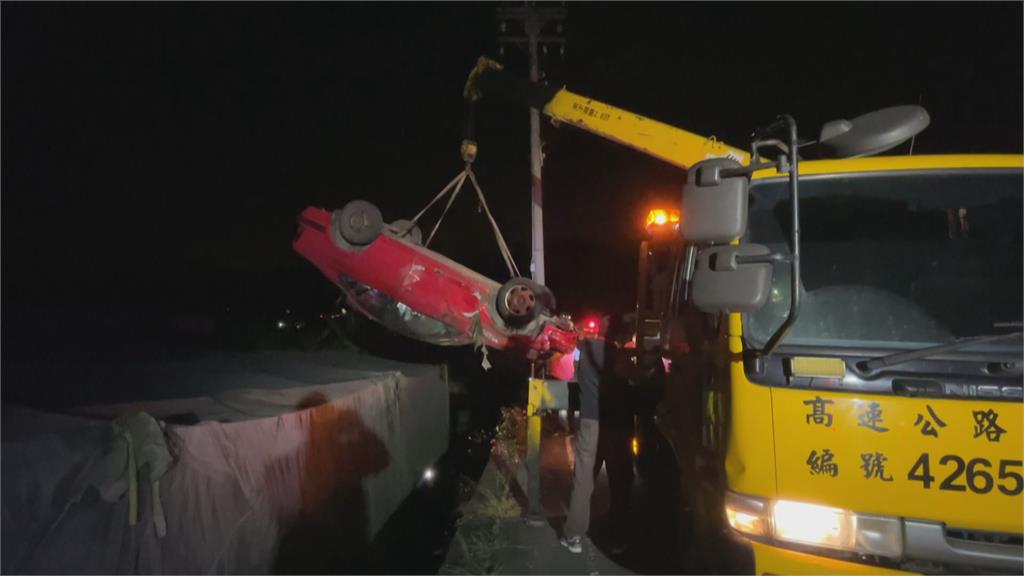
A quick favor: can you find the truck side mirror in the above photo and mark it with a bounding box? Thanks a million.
[692,245,774,314]
[681,158,749,244]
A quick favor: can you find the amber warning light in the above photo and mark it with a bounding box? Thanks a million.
[644,208,680,232]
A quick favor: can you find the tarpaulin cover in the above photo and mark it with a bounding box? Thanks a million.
[2,351,449,574]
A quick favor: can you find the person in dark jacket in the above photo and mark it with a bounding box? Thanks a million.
[596,333,638,555]
[560,314,631,554]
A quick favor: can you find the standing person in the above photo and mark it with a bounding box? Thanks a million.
[595,323,637,556]
[560,314,626,554]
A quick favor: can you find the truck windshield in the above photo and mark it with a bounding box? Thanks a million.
[743,169,1023,350]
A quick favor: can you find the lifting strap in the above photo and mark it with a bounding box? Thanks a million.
[404,163,522,279]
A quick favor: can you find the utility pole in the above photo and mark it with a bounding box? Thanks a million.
[497,3,566,524]
[497,2,565,286]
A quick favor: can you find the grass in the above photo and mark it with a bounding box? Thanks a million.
[441,406,527,575]
[491,405,526,468]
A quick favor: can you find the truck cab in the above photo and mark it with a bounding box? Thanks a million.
[667,116,1023,573]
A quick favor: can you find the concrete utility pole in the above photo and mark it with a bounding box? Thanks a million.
[497,2,565,286]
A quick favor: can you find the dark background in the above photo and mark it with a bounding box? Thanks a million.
[3,2,1022,359]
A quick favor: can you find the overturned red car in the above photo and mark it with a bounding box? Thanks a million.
[293,200,576,361]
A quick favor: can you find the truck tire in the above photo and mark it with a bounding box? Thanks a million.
[335,200,383,246]
[496,277,554,326]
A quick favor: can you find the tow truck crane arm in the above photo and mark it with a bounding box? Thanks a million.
[463,56,750,169]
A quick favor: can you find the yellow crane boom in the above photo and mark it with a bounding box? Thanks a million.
[464,56,750,169]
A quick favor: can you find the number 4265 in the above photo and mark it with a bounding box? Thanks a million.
[908,454,1022,496]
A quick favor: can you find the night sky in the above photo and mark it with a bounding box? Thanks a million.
[3,3,1022,354]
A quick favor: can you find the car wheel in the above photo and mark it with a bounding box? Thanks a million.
[496,277,546,325]
[536,285,556,311]
[389,219,423,245]
[334,200,383,246]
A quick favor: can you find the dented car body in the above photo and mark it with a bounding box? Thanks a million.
[293,204,575,360]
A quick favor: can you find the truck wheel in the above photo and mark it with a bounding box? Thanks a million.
[496,277,542,325]
[335,200,383,246]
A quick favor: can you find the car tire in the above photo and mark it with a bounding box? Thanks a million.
[536,285,557,311]
[389,219,423,245]
[335,200,383,246]
[497,277,553,325]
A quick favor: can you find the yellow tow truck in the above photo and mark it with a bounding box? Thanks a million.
[696,150,1024,575]
[466,57,1023,574]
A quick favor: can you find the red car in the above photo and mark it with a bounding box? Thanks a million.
[294,200,576,361]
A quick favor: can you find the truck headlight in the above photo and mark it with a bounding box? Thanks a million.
[773,499,902,557]
[726,493,903,558]
[772,500,854,549]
